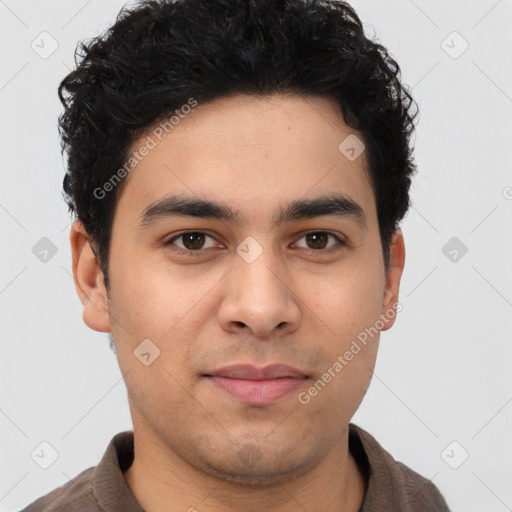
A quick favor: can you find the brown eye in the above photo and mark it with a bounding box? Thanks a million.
[305,232,328,249]
[165,231,218,252]
[181,232,206,250]
[294,232,345,252]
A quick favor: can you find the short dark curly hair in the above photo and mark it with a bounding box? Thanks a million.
[59,0,418,291]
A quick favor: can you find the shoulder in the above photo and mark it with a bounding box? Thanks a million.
[19,467,99,512]
[19,431,135,512]
[349,423,451,512]
[392,459,451,510]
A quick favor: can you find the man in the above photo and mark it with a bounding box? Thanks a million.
[22,0,451,510]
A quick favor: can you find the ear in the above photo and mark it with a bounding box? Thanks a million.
[380,228,405,331]
[69,220,111,333]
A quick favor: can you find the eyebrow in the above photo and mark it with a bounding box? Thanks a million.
[137,193,367,229]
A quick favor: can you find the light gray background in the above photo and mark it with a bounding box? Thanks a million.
[1,1,511,511]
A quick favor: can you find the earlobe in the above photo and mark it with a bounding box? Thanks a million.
[380,228,406,331]
[69,221,111,333]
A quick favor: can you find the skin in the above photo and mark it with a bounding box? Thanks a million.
[70,93,405,512]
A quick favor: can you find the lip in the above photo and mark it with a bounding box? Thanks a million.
[204,363,308,380]
[203,364,309,405]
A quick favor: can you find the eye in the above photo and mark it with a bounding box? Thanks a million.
[164,230,346,256]
[165,231,221,254]
[293,231,345,252]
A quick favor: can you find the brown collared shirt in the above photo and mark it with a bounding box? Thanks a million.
[21,423,451,511]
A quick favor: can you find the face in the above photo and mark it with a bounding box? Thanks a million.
[72,94,404,486]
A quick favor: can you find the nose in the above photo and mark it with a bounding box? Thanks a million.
[217,246,301,338]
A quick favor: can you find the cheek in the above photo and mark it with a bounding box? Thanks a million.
[298,339,378,434]
[123,357,203,440]
[108,261,223,397]
[111,255,216,338]
[109,273,205,424]
[294,263,383,414]
[302,263,385,345]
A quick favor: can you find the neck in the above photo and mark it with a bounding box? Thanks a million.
[123,424,366,512]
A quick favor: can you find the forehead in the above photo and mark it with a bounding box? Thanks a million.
[114,94,377,227]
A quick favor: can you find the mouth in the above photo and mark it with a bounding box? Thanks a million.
[202,364,309,405]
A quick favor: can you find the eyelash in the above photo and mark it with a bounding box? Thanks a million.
[164,231,346,257]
